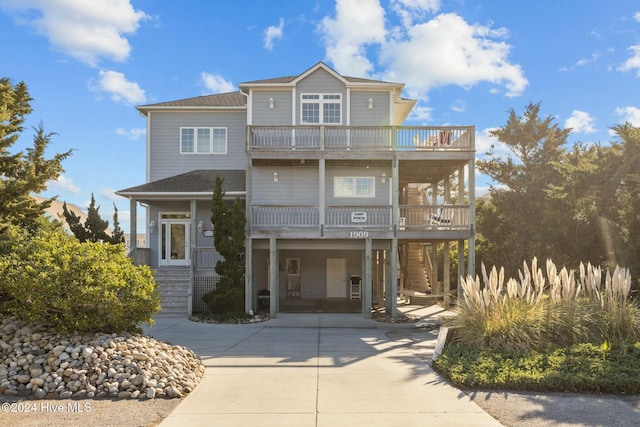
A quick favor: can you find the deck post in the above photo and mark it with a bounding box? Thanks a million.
[245,238,253,314]
[319,158,325,235]
[364,238,372,319]
[387,238,398,317]
[443,240,450,309]
[129,197,137,254]
[269,237,278,318]
[189,199,197,316]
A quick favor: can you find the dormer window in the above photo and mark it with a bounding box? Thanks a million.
[301,94,342,125]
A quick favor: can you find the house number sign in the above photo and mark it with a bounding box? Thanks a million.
[349,231,369,238]
[351,211,367,223]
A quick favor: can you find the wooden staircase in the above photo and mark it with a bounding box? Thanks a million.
[153,267,190,315]
[405,184,435,305]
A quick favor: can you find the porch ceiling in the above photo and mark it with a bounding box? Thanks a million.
[399,159,465,184]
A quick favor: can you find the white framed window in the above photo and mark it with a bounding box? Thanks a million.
[334,177,375,198]
[180,127,227,154]
[301,93,342,124]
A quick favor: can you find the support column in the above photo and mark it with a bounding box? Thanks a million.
[129,198,137,254]
[458,239,465,289]
[443,240,450,309]
[188,199,197,316]
[468,155,476,278]
[245,238,253,314]
[363,238,372,318]
[319,158,325,236]
[387,238,398,317]
[269,237,278,318]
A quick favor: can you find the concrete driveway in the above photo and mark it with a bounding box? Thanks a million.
[143,314,501,427]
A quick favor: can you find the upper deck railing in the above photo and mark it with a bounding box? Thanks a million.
[248,126,474,151]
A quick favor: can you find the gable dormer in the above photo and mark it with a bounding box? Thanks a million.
[239,62,415,127]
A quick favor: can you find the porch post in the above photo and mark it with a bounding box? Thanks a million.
[189,199,197,316]
[468,155,476,278]
[245,238,253,314]
[363,238,372,318]
[129,197,137,254]
[443,240,450,309]
[319,158,325,236]
[269,237,278,318]
[387,238,398,317]
[458,239,465,291]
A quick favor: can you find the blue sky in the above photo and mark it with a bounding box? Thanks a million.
[1,0,639,233]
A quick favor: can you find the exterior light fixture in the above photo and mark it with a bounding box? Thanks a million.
[368,98,374,109]
[269,97,275,109]
[198,220,204,234]
[149,220,156,233]
[381,172,387,183]
[273,171,279,183]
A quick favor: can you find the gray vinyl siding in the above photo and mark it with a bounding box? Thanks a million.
[295,69,347,125]
[252,248,362,299]
[252,166,319,205]
[350,91,391,126]
[251,90,292,125]
[148,111,247,181]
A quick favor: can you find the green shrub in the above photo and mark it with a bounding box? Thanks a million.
[202,279,244,315]
[0,227,160,332]
[434,342,640,394]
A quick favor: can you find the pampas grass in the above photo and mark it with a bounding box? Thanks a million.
[452,258,639,352]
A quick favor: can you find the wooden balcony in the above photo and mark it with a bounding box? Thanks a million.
[248,126,474,152]
[251,204,471,239]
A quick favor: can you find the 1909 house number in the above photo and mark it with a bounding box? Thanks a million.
[349,231,369,238]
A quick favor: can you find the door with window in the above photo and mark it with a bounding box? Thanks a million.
[160,216,190,266]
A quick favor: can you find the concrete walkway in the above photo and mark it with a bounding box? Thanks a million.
[143,311,501,427]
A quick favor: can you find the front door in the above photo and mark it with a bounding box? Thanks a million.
[326,258,347,298]
[160,221,190,266]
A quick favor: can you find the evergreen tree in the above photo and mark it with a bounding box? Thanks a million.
[62,194,111,243]
[476,102,570,275]
[0,78,72,232]
[109,204,125,244]
[203,175,246,313]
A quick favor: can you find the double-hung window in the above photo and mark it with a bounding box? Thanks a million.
[334,177,375,198]
[301,94,342,124]
[180,127,227,154]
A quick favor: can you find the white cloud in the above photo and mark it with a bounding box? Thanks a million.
[318,0,387,77]
[380,13,528,98]
[318,2,527,99]
[635,11,640,22]
[564,110,597,134]
[115,127,145,140]
[615,106,640,126]
[0,0,148,66]
[99,188,120,202]
[200,72,236,94]
[91,70,146,105]
[475,128,503,157]
[576,51,601,67]
[619,45,640,76]
[264,18,284,50]
[451,99,466,113]
[391,0,441,27]
[409,103,433,122]
[47,175,81,194]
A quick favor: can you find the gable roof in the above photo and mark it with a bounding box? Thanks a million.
[116,170,246,201]
[138,62,410,115]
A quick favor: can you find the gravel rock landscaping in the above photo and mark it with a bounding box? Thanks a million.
[0,316,204,400]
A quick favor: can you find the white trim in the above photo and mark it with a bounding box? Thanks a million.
[300,93,342,125]
[334,176,376,198]
[179,127,227,154]
[146,112,151,182]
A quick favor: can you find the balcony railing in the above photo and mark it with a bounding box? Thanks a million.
[252,205,470,231]
[248,126,473,151]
